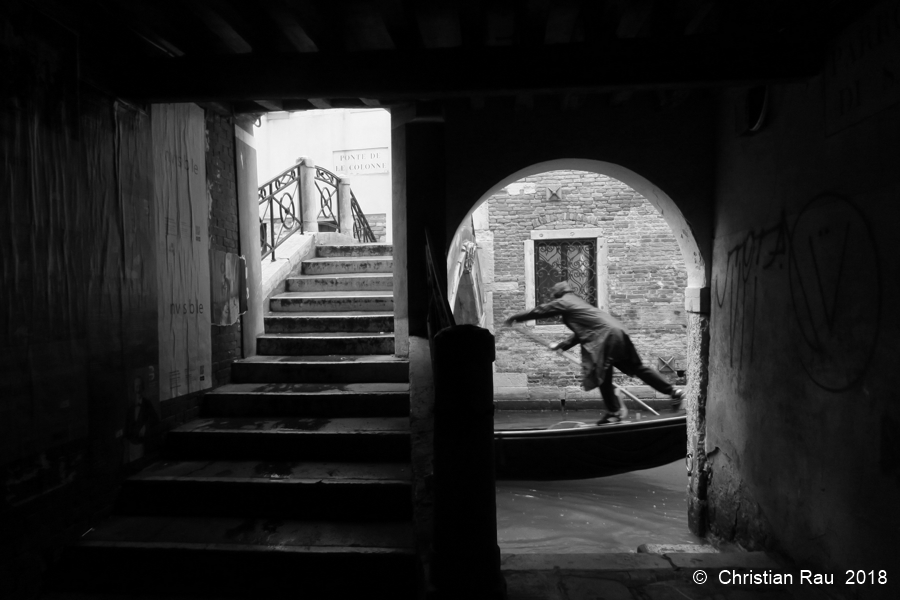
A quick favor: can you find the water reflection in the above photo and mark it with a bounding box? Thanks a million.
[495,410,701,553]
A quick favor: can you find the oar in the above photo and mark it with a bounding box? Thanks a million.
[507,324,661,416]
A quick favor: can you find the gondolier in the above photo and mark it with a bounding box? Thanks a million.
[503,281,684,424]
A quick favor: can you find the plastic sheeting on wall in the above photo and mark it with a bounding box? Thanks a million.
[0,0,160,478]
[210,249,246,327]
[152,104,212,401]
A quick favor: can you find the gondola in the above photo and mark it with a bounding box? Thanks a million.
[494,413,688,481]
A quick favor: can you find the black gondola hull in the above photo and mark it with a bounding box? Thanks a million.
[494,415,687,481]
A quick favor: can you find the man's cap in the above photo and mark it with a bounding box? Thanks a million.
[551,281,574,298]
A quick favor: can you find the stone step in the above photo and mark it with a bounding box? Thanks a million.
[270,290,393,312]
[287,273,393,292]
[316,243,393,258]
[51,516,416,598]
[257,332,395,356]
[301,256,393,275]
[231,354,409,384]
[117,460,412,520]
[265,311,394,333]
[164,417,411,461]
[203,382,410,418]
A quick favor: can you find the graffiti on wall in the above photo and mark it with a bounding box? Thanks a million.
[714,194,881,391]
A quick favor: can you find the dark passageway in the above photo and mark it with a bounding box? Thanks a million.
[2,1,898,599]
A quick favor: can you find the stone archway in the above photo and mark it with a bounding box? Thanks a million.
[467,158,706,288]
[455,158,711,536]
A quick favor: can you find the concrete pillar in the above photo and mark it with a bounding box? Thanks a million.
[297,156,319,233]
[338,176,353,238]
[391,126,409,357]
[234,120,264,357]
[684,287,711,536]
[431,325,504,599]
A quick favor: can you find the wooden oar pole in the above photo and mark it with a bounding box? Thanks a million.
[508,324,661,416]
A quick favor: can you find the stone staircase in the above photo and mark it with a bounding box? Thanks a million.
[51,243,417,598]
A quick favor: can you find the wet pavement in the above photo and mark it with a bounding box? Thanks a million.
[502,552,848,600]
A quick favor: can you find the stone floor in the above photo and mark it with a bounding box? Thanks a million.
[502,552,855,600]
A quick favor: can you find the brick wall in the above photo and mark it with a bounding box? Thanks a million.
[489,170,688,389]
[365,212,387,242]
[206,111,242,389]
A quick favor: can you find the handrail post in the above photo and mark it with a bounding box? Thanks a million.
[268,197,276,261]
[297,156,319,233]
[337,176,353,237]
[431,324,506,599]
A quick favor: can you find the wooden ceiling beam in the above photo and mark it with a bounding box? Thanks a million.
[139,0,241,55]
[544,0,581,44]
[484,4,515,46]
[97,36,824,102]
[574,0,616,44]
[261,2,319,52]
[214,0,298,54]
[615,0,655,38]
[379,0,424,50]
[417,4,462,49]
[458,0,486,48]
[515,0,552,47]
[186,0,253,54]
[345,2,395,51]
[254,99,284,111]
[288,0,345,54]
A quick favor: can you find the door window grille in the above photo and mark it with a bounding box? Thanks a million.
[534,238,597,324]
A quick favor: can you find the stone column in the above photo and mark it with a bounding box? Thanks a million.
[685,286,711,536]
[338,175,353,238]
[234,120,264,357]
[391,118,448,356]
[297,156,319,233]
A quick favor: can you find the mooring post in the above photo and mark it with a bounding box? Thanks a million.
[431,323,505,599]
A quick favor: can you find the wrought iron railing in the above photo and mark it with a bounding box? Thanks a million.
[314,166,339,227]
[350,189,377,243]
[258,163,303,261]
[258,162,378,261]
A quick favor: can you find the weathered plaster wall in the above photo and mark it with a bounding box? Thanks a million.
[0,19,159,589]
[708,2,900,580]
[0,8,248,594]
[207,112,242,389]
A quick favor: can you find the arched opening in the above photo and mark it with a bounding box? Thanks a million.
[466,158,705,289]
[448,159,708,552]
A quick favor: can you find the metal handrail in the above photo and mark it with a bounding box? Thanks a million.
[350,189,377,243]
[314,166,339,226]
[258,164,303,261]
[258,162,379,261]
[425,229,456,343]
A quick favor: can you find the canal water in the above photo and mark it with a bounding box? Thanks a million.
[495,410,702,553]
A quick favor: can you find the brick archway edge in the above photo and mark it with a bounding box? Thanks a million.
[467,158,707,289]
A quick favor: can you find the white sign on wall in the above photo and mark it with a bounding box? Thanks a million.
[152,103,212,401]
[333,147,389,175]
